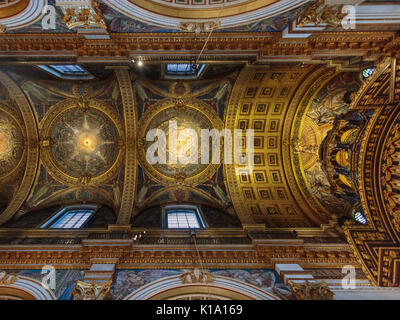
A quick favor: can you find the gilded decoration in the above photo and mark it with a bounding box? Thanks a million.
[297,0,345,28]
[115,68,138,225]
[60,0,107,30]
[0,107,25,180]
[180,269,215,284]
[288,280,334,300]
[72,280,112,300]
[290,70,361,220]
[0,271,17,285]
[343,58,400,286]
[40,99,125,187]
[138,98,223,187]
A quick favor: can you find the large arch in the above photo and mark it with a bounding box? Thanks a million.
[343,57,400,287]
[104,0,308,28]
[124,273,280,300]
[0,0,46,30]
[0,273,56,300]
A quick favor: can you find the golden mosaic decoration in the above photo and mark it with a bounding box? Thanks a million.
[39,99,125,187]
[138,98,223,187]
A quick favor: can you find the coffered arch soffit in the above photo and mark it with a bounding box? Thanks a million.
[225,64,333,228]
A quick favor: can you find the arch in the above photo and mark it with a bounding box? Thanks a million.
[124,274,280,300]
[0,274,56,300]
[103,0,307,28]
[0,71,39,226]
[343,57,400,287]
[0,0,46,30]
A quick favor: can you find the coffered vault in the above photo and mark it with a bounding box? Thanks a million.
[0,0,399,300]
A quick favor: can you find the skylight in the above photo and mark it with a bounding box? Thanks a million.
[50,65,89,75]
[164,63,205,79]
[42,208,95,229]
[37,65,94,80]
[167,64,198,75]
[167,208,203,229]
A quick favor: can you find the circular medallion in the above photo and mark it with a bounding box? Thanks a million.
[40,100,124,186]
[138,99,223,186]
[0,108,25,179]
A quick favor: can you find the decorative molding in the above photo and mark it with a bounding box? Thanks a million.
[0,32,396,67]
[114,68,138,225]
[0,238,358,270]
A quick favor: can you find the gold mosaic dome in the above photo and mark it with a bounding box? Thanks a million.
[39,102,125,186]
[49,107,119,178]
[138,100,223,186]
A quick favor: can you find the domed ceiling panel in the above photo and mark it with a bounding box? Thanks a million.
[40,100,125,187]
[0,108,25,180]
[138,98,223,187]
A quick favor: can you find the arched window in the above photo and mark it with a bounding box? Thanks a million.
[354,211,367,225]
[40,205,97,229]
[163,205,206,229]
[362,68,375,79]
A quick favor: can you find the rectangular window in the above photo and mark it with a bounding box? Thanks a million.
[167,209,202,229]
[166,63,198,75]
[37,65,94,80]
[47,209,94,229]
[164,64,206,79]
[50,65,89,75]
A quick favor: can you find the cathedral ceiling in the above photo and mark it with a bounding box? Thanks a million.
[0,0,398,232]
[0,62,370,230]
